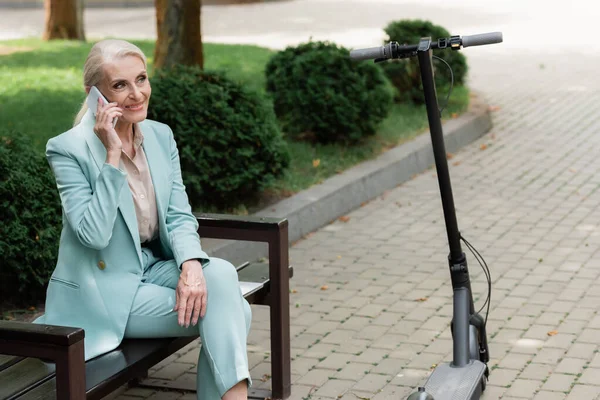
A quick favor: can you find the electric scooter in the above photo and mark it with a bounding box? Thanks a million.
[350,31,503,400]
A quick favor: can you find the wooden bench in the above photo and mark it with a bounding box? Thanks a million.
[0,213,293,400]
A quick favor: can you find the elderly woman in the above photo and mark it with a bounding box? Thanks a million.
[35,39,252,400]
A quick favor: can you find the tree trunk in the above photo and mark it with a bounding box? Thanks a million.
[43,0,85,41]
[154,0,203,70]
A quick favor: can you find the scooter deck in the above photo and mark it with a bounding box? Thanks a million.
[423,360,486,400]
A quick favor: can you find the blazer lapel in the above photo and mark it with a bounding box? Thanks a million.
[82,110,143,266]
[139,122,169,234]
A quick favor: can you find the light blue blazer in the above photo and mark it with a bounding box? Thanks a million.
[36,109,209,360]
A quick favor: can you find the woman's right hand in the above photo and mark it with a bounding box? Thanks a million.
[94,98,123,156]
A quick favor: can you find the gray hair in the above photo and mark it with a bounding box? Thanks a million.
[73,39,147,126]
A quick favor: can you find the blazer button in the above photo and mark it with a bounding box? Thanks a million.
[98,261,106,270]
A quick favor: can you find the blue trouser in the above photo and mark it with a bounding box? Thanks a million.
[124,248,252,399]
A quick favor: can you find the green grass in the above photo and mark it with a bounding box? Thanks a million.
[0,38,469,212]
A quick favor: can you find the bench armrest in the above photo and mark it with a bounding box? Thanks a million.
[0,321,86,398]
[195,212,291,398]
[195,212,287,243]
[0,320,84,347]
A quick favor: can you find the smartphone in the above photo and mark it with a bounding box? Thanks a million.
[86,86,118,127]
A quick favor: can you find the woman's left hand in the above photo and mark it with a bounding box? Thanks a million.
[175,260,207,327]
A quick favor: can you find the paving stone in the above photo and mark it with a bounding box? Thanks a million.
[294,312,327,327]
[321,329,357,345]
[532,348,566,365]
[557,320,588,335]
[566,385,600,399]
[330,338,371,355]
[589,353,600,368]
[177,394,197,400]
[486,368,519,387]
[532,391,566,400]
[565,343,597,360]
[370,334,410,350]
[316,352,356,371]
[150,362,194,380]
[145,392,183,400]
[338,390,373,400]
[497,353,532,371]
[150,354,181,371]
[287,384,317,400]
[405,353,445,370]
[371,358,409,376]
[370,312,405,327]
[555,357,587,374]
[577,367,600,385]
[492,328,524,344]
[566,309,596,321]
[302,343,339,359]
[114,396,141,400]
[389,369,430,388]
[541,373,577,392]
[340,316,375,332]
[304,321,343,336]
[504,379,542,398]
[354,303,387,318]
[518,363,554,380]
[334,362,374,381]
[388,344,425,361]
[352,348,390,365]
[177,347,200,364]
[122,388,156,398]
[545,333,577,349]
[352,373,392,393]
[292,357,320,375]
[296,368,332,387]
[523,324,557,340]
[353,325,390,341]
[478,385,506,400]
[577,329,600,344]
[313,378,357,398]
[370,384,413,400]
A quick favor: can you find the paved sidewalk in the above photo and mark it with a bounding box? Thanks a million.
[4,1,600,399]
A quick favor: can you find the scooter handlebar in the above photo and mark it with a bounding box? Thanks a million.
[461,32,503,48]
[349,43,394,61]
[350,31,503,62]
[349,46,386,61]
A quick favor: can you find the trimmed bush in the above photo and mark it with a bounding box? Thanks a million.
[381,19,468,103]
[147,66,290,210]
[0,132,61,306]
[265,41,394,144]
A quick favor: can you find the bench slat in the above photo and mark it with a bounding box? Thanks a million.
[0,358,55,400]
[238,262,269,283]
[0,354,22,372]
[15,378,56,400]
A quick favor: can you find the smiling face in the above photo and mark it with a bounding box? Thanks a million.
[96,55,151,124]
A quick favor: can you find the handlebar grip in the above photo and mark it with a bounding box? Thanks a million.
[349,46,386,61]
[461,32,503,48]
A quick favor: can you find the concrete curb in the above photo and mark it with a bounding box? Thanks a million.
[203,93,492,266]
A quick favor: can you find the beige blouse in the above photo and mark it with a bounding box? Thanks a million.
[120,124,159,243]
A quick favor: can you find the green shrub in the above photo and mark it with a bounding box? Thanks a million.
[147,66,290,210]
[0,132,61,306]
[381,19,468,103]
[265,41,394,144]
